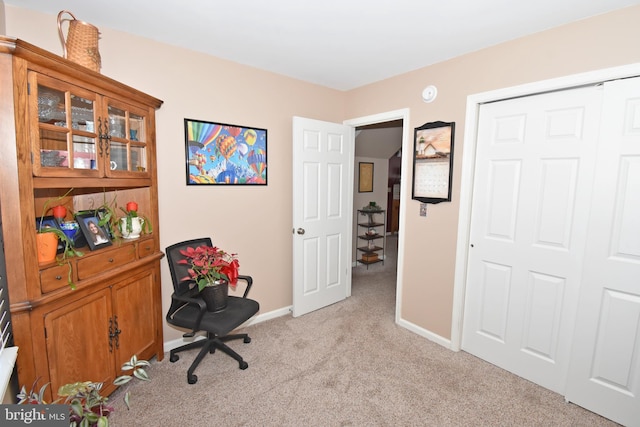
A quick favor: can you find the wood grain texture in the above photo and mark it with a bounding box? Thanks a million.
[1,37,164,396]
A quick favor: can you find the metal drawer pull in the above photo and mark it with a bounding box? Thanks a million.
[55,275,62,280]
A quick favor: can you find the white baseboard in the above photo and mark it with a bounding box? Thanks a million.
[163,306,292,353]
[396,317,454,350]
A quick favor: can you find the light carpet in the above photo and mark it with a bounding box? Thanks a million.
[109,235,616,426]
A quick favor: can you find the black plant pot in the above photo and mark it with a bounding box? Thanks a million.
[200,281,228,312]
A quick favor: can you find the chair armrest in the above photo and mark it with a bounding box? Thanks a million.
[168,292,208,332]
[237,275,253,298]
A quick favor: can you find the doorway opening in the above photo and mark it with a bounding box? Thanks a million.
[353,119,402,273]
[345,109,410,324]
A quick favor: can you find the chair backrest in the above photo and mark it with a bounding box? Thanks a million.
[165,237,213,296]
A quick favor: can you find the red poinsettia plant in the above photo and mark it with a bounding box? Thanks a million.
[178,245,240,291]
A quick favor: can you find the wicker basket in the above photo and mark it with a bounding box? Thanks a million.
[57,10,101,72]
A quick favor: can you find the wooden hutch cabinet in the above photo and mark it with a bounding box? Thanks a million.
[0,37,164,399]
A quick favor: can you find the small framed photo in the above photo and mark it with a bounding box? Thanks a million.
[36,215,64,254]
[76,208,115,239]
[76,212,112,251]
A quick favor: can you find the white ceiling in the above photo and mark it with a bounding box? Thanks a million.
[7,0,640,90]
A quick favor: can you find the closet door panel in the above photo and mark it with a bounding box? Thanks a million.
[566,77,640,427]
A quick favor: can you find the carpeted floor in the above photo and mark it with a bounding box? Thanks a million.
[108,235,617,426]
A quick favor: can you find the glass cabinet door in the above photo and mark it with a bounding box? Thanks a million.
[31,73,99,176]
[105,100,150,177]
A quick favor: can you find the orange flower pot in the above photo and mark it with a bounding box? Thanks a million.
[37,232,59,264]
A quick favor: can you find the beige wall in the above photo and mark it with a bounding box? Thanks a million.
[0,1,5,35]
[4,6,346,344]
[4,5,640,345]
[344,5,640,339]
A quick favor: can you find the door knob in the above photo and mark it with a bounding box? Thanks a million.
[296,228,305,235]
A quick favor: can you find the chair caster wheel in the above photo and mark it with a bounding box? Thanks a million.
[188,374,198,384]
[244,337,251,344]
[170,354,179,363]
[239,361,248,370]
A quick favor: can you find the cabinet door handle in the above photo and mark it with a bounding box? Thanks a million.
[108,258,114,263]
[108,317,114,352]
[98,117,105,155]
[55,275,62,280]
[98,135,104,156]
[97,117,112,156]
[114,315,121,349]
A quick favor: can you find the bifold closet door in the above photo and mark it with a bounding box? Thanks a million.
[462,85,603,393]
[565,77,640,427]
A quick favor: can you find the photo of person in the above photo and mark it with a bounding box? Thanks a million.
[76,213,112,250]
[86,219,109,244]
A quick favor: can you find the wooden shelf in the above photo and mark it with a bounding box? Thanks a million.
[1,38,164,401]
[356,209,386,269]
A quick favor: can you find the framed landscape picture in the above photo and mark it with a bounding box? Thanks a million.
[184,118,267,185]
[411,121,455,204]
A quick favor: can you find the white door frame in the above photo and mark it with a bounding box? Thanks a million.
[344,108,410,323]
[451,63,640,351]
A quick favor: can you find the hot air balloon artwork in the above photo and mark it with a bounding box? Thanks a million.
[184,118,267,185]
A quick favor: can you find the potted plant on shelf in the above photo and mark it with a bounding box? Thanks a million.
[178,244,240,312]
[17,355,151,427]
[118,201,151,239]
[88,194,151,241]
[37,189,84,288]
[359,201,382,225]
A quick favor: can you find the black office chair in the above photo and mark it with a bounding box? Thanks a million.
[165,237,260,384]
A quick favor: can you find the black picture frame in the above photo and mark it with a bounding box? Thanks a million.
[76,212,112,251]
[36,215,64,254]
[411,121,455,204]
[184,118,268,185]
[76,208,115,239]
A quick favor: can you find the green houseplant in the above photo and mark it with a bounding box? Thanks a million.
[89,194,151,240]
[17,355,151,427]
[37,189,84,288]
[118,201,152,239]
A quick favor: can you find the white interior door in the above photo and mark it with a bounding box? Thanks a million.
[565,77,640,427]
[292,116,354,317]
[462,86,603,393]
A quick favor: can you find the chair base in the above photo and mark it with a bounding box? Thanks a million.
[169,332,252,384]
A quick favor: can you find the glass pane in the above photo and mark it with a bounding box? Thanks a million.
[38,85,66,124]
[110,142,128,171]
[40,129,69,168]
[72,135,97,170]
[131,145,146,172]
[70,94,95,131]
[129,114,145,142]
[108,106,126,139]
